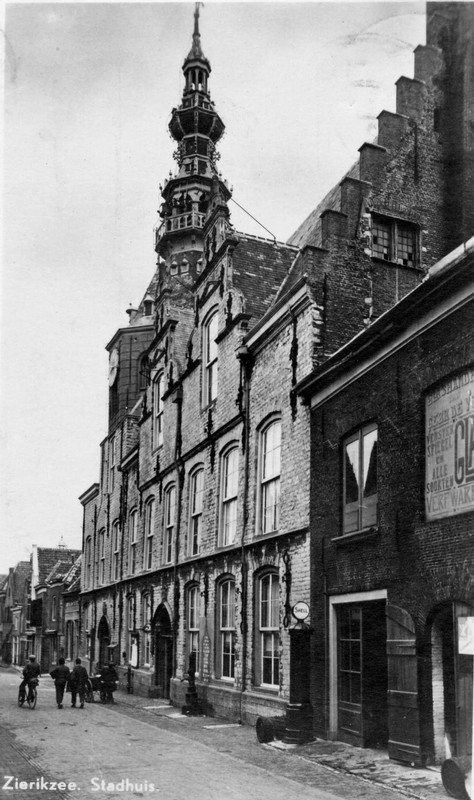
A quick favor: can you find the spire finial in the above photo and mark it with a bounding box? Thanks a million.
[194,2,201,38]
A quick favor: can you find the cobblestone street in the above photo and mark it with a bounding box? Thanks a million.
[0,669,454,800]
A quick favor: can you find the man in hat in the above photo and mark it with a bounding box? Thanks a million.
[99,661,118,703]
[50,657,71,709]
[19,654,41,703]
[69,658,89,709]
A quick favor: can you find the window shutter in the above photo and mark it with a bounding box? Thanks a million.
[386,604,423,765]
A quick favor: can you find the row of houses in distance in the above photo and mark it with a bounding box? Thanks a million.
[0,544,81,671]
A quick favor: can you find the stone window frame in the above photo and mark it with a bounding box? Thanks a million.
[144,497,155,571]
[254,569,280,689]
[188,466,204,557]
[128,508,139,575]
[186,582,200,672]
[257,416,282,536]
[219,444,239,547]
[163,483,176,565]
[216,575,236,681]
[153,372,164,450]
[202,307,219,408]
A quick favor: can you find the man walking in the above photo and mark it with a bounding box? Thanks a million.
[19,654,41,703]
[50,657,70,709]
[70,658,89,709]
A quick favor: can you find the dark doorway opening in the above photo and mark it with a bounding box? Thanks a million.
[154,605,173,699]
[97,616,110,669]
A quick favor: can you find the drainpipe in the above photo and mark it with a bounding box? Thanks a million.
[172,384,184,682]
[236,344,252,722]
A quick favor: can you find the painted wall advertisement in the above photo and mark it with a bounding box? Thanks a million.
[425,368,474,520]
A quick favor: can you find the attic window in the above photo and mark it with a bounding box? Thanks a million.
[143,299,153,316]
[371,216,418,267]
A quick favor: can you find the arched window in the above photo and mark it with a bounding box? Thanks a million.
[189,468,204,556]
[138,353,149,392]
[259,418,281,535]
[187,584,200,671]
[112,521,120,582]
[129,509,138,575]
[153,373,164,449]
[202,310,218,406]
[164,485,176,564]
[219,446,239,546]
[256,571,280,687]
[217,578,236,680]
[144,498,155,570]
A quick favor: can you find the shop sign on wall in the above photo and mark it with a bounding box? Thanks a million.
[425,368,474,520]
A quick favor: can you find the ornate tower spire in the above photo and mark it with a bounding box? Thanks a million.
[155,3,231,273]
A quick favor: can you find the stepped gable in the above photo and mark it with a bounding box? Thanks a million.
[287,161,359,250]
[37,548,81,585]
[11,561,31,604]
[231,233,297,321]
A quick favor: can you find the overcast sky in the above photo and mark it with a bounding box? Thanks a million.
[1,1,425,573]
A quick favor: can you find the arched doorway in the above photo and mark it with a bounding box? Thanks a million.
[97,616,110,669]
[153,605,173,699]
[429,601,473,763]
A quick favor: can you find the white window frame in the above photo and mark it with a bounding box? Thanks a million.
[112,521,120,581]
[202,310,218,406]
[187,585,200,671]
[257,572,280,688]
[99,529,106,584]
[189,468,204,556]
[164,485,176,564]
[218,579,236,680]
[220,447,239,546]
[259,419,281,535]
[342,423,378,535]
[153,373,164,449]
[129,509,138,575]
[144,498,155,570]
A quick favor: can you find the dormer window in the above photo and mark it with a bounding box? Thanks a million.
[143,298,154,316]
[371,216,418,267]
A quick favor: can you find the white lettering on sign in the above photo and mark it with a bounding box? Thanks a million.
[425,369,474,520]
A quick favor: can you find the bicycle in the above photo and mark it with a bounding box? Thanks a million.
[18,678,38,709]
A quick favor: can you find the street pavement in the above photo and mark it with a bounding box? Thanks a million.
[0,667,455,800]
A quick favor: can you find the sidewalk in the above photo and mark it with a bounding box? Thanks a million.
[113,686,455,800]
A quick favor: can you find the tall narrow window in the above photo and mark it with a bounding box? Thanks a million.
[164,485,176,564]
[153,373,164,449]
[203,310,218,405]
[343,423,378,534]
[187,585,200,671]
[144,498,155,570]
[258,572,280,687]
[112,521,120,581]
[99,529,105,584]
[218,579,236,680]
[109,434,117,493]
[51,595,57,622]
[85,537,92,588]
[220,447,239,546]
[129,509,138,574]
[260,419,281,534]
[189,469,204,556]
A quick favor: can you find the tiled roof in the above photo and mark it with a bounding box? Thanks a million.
[232,234,298,322]
[287,160,360,250]
[37,548,81,584]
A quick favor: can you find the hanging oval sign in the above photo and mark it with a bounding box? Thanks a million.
[292,601,310,621]
[142,624,151,633]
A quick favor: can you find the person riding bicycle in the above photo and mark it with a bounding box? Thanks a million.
[19,654,41,702]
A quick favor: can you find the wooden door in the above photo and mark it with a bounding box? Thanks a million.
[386,604,422,765]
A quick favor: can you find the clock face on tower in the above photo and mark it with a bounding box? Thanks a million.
[108,348,119,387]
